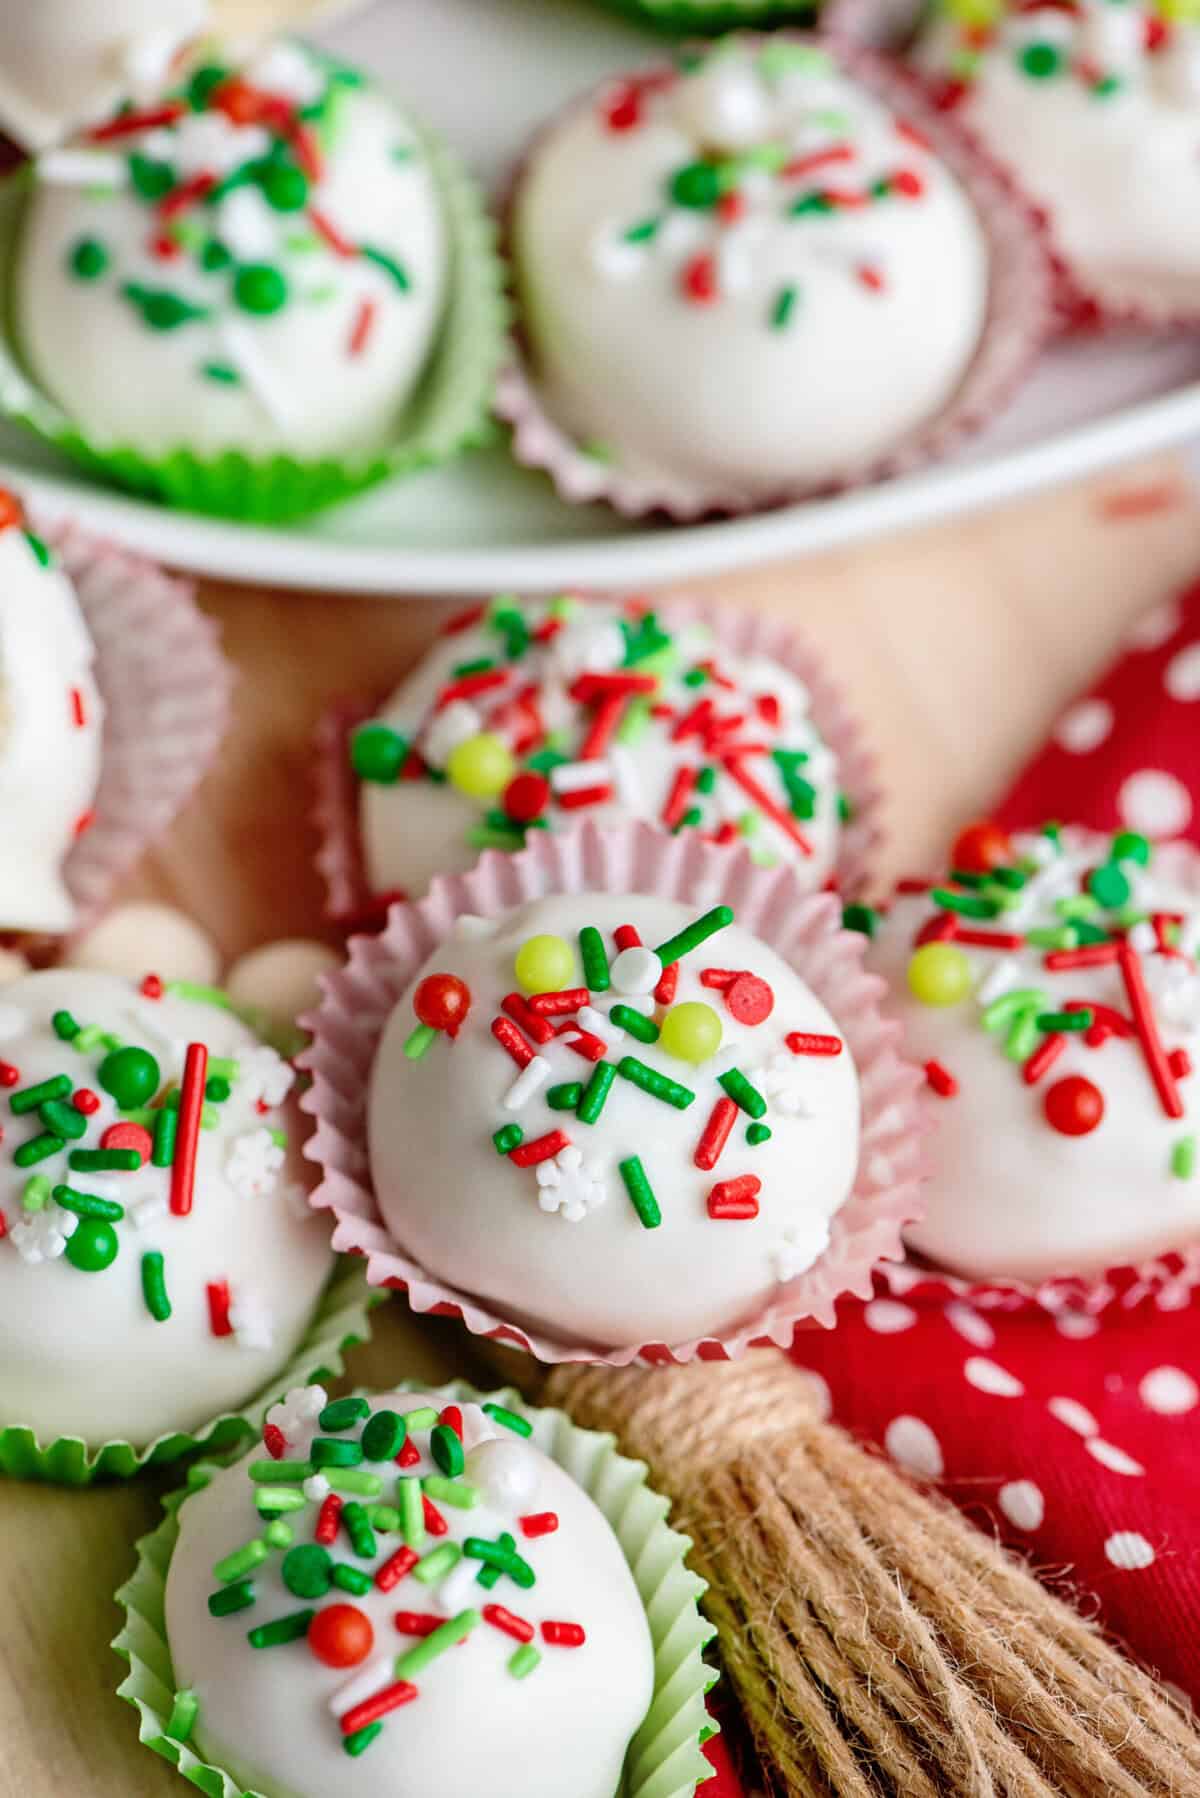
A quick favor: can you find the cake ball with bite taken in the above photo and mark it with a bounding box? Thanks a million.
[864,822,1200,1281]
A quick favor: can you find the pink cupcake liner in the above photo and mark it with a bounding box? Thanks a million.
[312,592,884,926]
[17,512,232,948]
[871,833,1200,1319]
[494,33,1056,520]
[298,818,929,1366]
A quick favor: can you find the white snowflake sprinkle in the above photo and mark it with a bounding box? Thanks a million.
[421,699,483,769]
[9,1203,77,1264]
[229,1287,275,1351]
[762,1050,814,1117]
[304,1473,332,1503]
[241,1044,295,1109]
[267,1384,327,1455]
[226,1128,286,1199]
[535,1145,607,1222]
[771,1214,830,1282]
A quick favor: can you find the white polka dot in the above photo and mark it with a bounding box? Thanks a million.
[1086,1438,1145,1476]
[1165,642,1200,702]
[1104,1531,1156,1570]
[1139,1365,1199,1415]
[1047,1396,1098,1436]
[1127,599,1180,651]
[1055,698,1114,754]
[944,1302,995,1349]
[998,1479,1045,1531]
[1055,1312,1100,1340]
[864,1299,918,1334]
[964,1356,1025,1398]
[884,1415,944,1479]
[1118,769,1193,838]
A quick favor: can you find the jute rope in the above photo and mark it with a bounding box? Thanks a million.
[484,1349,1200,1796]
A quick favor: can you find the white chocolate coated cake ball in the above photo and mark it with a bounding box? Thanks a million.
[163,1387,654,1798]
[368,892,861,1348]
[511,39,988,502]
[868,823,1200,1280]
[0,969,333,1446]
[17,41,445,459]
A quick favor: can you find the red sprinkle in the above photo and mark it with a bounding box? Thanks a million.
[439,1404,463,1439]
[170,1042,208,1216]
[1023,1033,1066,1086]
[140,973,164,1000]
[436,669,509,708]
[0,1211,7,1241]
[1169,1048,1193,1080]
[527,988,588,1017]
[924,1059,958,1098]
[890,168,924,199]
[755,693,781,727]
[916,913,959,947]
[681,251,718,304]
[72,1088,100,1115]
[393,1611,444,1636]
[206,1280,233,1337]
[694,1097,738,1172]
[603,82,642,132]
[509,1130,570,1168]
[519,1512,559,1538]
[661,765,698,830]
[614,924,642,951]
[158,171,216,218]
[671,698,714,743]
[717,188,745,224]
[74,810,96,838]
[721,756,813,855]
[857,265,886,293]
[483,1603,534,1642]
[339,1680,418,1736]
[262,1422,287,1461]
[578,691,627,759]
[564,1030,607,1063]
[782,144,854,178]
[725,972,774,1026]
[786,1032,844,1057]
[100,1121,152,1164]
[315,1494,343,1544]
[700,969,738,990]
[69,687,87,728]
[502,992,554,1046]
[287,121,323,182]
[308,206,355,258]
[569,672,658,701]
[491,1016,535,1069]
[87,102,185,141]
[375,1546,419,1592]
[441,603,486,636]
[422,1496,449,1537]
[0,1063,19,1088]
[1044,1073,1105,1137]
[1118,940,1183,1118]
[557,784,615,810]
[542,1621,586,1647]
[347,296,377,357]
[396,1437,421,1470]
[955,929,1025,951]
[1045,943,1120,971]
[707,1175,762,1220]
[654,961,679,1007]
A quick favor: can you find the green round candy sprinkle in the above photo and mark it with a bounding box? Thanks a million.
[200,238,233,272]
[842,903,878,939]
[1019,41,1062,78]
[281,1543,333,1599]
[69,238,108,280]
[52,1010,79,1041]
[1087,862,1131,909]
[361,1408,406,1462]
[65,1218,119,1273]
[233,263,289,315]
[670,161,720,209]
[351,723,407,785]
[1112,830,1152,867]
[319,1395,370,1432]
[98,1045,161,1108]
[205,1076,232,1102]
[261,163,309,211]
[746,1122,772,1145]
[430,1423,465,1478]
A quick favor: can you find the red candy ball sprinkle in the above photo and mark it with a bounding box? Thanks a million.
[502,770,550,824]
[724,972,775,1027]
[308,1604,374,1668]
[100,1121,153,1163]
[413,973,472,1037]
[1043,1075,1105,1137]
[951,820,1013,875]
[72,1088,101,1115]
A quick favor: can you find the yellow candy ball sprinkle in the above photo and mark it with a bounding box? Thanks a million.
[446,733,515,800]
[514,934,576,995]
[907,942,972,1007]
[659,1000,723,1064]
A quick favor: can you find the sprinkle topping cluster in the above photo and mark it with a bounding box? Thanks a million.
[352,594,844,880]
[0,977,295,1345]
[589,43,939,318]
[859,822,1200,1176]
[186,1388,586,1762]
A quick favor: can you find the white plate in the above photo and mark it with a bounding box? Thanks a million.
[3,0,1200,595]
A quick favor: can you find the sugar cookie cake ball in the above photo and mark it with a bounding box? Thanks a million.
[916,0,1200,315]
[162,1387,654,1798]
[866,824,1200,1281]
[354,595,846,900]
[368,892,861,1348]
[0,970,333,1447]
[16,40,445,460]
[510,37,988,499]
[0,504,103,933]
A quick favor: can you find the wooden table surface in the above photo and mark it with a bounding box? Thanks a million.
[4,458,1200,1797]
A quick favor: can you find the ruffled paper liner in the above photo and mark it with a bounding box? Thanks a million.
[8,510,233,949]
[299,819,928,1366]
[822,0,1200,334]
[0,1258,379,1484]
[871,830,1200,1320]
[494,33,1054,521]
[312,593,884,926]
[113,1376,719,1798]
[0,111,506,523]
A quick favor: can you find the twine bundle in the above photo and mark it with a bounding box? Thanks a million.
[485,1348,1200,1796]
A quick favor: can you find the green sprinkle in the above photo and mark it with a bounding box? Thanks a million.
[341,1501,376,1559]
[509,1643,542,1679]
[619,1155,661,1229]
[395,1608,479,1678]
[413,1543,461,1585]
[610,1004,659,1044]
[770,283,798,330]
[201,361,240,384]
[546,1082,583,1112]
[68,1148,141,1172]
[200,237,234,271]
[841,903,877,938]
[38,1100,85,1140]
[328,1468,384,1497]
[369,1505,402,1532]
[574,1061,615,1126]
[431,1423,464,1477]
[362,1408,406,1461]
[20,1176,50,1213]
[332,1564,373,1596]
[423,1476,480,1509]
[121,282,209,331]
[1087,863,1131,909]
[282,1544,333,1599]
[616,696,653,744]
[233,263,288,315]
[129,153,175,199]
[670,160,721,208]
[654,905,734,969]
[11,1075,71,1116]
[343,1722,383,1757]
[717,1068,767,1120]
[141,1250,171,1321]
[493,1123,524,1156]
[623,216,660,243]
[696,766,717,794]
[579,925,610,992]
[1055,894,1101,921]
[52,1010,79,1041]
[214,1540,269,1584]
[14,1133,63,1168]
[319,1396,370,1432]
[1036,1010,1092,1032]
[208,1579,256,1618]
[481,1402,532,1438]
[254,1487,307,1515]
[1172,1136,1196,1180]
[311,1437,363,1469]
[746,1123,772,1145]
[404,1023,438,1060]
[1005,1009,1043,1062]
[51,1185,123,1222]
[260,162,309,211]
[205,1076,232,1103]
[398,1475,425,1546]
[165,1690,198,1743]
[262,1522,293,1550]
[247,1609,314,1649]
[617,1057,695,1110]
[360,243,411,290]
[402,1406,438,1430]
[463,1535,535,1587]
[351,722,407,784]
[250,1459,313,1484]
[1026,925,1078,951]
[1019,40,1062,78]
[1112,830,1152,867]
[931,887,1000,920]
[981,989,1046,1030]
[468,827,526,853]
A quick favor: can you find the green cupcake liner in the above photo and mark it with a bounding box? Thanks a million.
[114,1377,718,1798]
[0,1257,380,1485]
[590,0,817,31]
[0,109,506,523]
